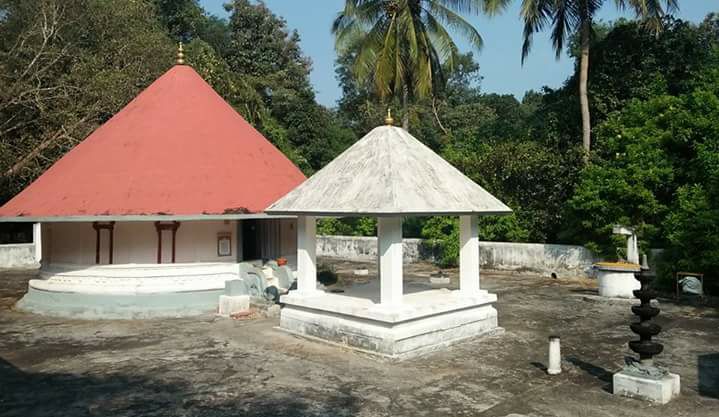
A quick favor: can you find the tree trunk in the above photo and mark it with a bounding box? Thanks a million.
[432,97,448,135]
[579,19,592,162]
[402,86,409,130]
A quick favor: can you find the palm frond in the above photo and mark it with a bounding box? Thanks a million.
[353,17,389,85]
[425,1,484,51]
[333,0,496,100]
[617,0,679,34]
[520,0,553,63]
[423,9,460,66]
[433,0,510,15]
[551,0,579,60]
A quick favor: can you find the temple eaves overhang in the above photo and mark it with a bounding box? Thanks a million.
[0,213,295,223]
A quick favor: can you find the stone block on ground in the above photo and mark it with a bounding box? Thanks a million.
[613,369,680,404]
[217,295,250,317]
[264,304,281,318]
[429,276,451,288]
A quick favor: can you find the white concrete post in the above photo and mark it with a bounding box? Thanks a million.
[296,216,317,294]
[459,215,480,295]
[378,217,403,306]
[613,226,639,265]
[548,336,561,375]
[33,222,42,264]
[627,233,639,265]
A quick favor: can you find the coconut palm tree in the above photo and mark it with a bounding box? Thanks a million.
[332,0,509,129]
[520,0,678,159]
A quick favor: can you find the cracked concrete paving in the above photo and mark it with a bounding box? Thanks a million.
[0,261,717,417]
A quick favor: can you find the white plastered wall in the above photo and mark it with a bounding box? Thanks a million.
[279,218,296,258]
[43,219,297,266]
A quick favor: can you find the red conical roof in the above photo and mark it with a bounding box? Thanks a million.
[0,65,306,218]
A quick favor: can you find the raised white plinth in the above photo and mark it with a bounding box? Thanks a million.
[279,289,500,359]
[32,262,243,294]
[18,262,244,319]
[595,264,640,298]
[614,370,680,404]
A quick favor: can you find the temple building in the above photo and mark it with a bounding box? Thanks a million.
[267,113,512,358]
[0,48,305,318]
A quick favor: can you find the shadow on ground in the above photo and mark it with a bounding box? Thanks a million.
[566,356,613,393]
[699,353,719,399]
[0,357,360,417]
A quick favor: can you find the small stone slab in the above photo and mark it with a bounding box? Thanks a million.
[217,295,250,317]
[429,276,451,288]
[613,370,680,404]
[577,294,659,305]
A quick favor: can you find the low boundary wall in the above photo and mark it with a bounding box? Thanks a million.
[0,244,39,269]
[317,235,597,278]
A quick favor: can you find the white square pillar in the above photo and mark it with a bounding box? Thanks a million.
[296,216,317,294]
[627,233,639,264]
[459,215,481,295]
[378,217,403,306]
[33,222,42,264]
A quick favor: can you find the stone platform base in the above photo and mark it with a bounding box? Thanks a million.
[576,294,659,306]
[279,289,500,359]
[595,266,641,298]
[613,370,680,404]
[217,295,250,317]
[16,262,242,319]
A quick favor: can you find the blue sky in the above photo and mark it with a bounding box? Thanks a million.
[199,1,718,107]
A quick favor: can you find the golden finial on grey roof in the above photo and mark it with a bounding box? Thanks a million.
[384,108,394,126]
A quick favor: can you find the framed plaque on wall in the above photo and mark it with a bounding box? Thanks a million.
[217,233,232,257]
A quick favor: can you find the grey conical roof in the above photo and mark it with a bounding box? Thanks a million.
[266,125,512,216]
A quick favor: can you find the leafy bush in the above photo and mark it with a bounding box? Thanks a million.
[317,217,376,236]
[420,214,531,267]
[444,140,582,243]
[316,263,338,286]
[421,217,459,268]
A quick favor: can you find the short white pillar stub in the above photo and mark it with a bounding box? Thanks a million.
[459,215,480,295]
[627,233,639,265]
[33,222,42,264]
[548,336,561,375]
[296,216,317,294]
[378,217,403,306]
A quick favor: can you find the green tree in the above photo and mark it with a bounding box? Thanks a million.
[519,0,677,158]
[152,0,231,56]
[225,0,356,172]
[0,0,173,204]
[525,16,719,153]
[317,217,377,236]
[445,140,582,243]
[332,0,509,129]
[564,88,719,259]
[152,0,205,41]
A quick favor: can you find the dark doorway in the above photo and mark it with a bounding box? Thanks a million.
[0,223,32,244]
[242,220,261,261]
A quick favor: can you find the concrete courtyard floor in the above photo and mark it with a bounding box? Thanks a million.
[0,260,717,417]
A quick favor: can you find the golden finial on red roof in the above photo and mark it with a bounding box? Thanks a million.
[176,42,185,65]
